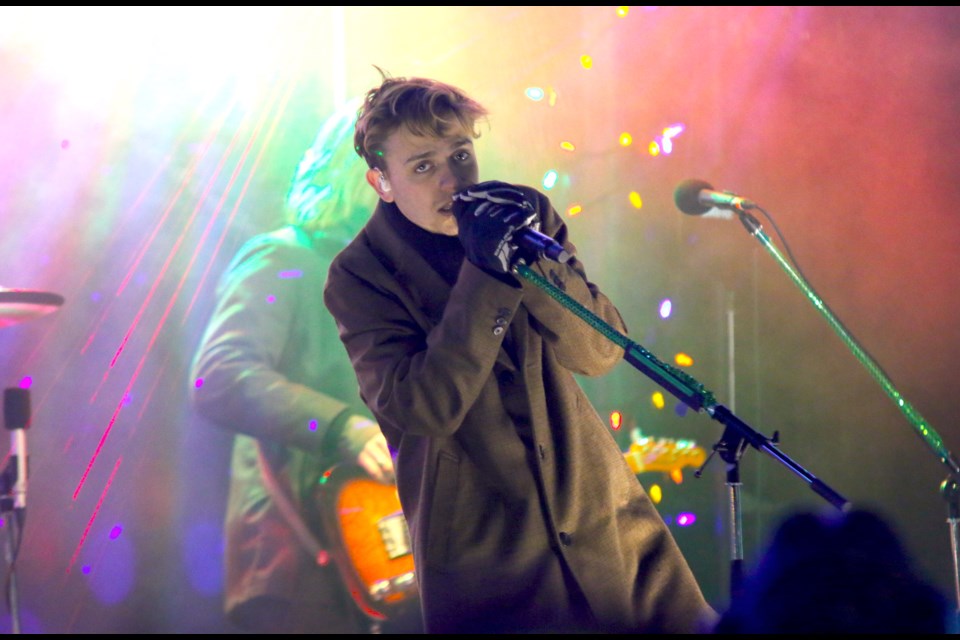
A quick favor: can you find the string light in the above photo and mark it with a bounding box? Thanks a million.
[649,484,662,504]
[525,87,545,101]
[542,169,559,190]
[651,391,665,410]
[609,410,623,430]
[659,299,672,318]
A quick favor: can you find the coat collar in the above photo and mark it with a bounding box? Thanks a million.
[363,200,456,326]
[362,200,520,373]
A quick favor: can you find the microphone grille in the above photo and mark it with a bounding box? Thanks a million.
[4,388,31,431]
[674,178,714,216]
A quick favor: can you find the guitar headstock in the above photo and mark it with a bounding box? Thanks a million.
[623,434,706,476]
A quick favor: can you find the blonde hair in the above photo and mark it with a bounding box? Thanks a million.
[354,69,488,170]
[284,98,377,242]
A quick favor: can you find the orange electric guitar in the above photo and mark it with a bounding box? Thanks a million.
[314,464,419,623]
[623,435,707,477]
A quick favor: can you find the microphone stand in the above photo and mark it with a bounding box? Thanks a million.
[513,262,850,600]
[1,388,28,635]
[0,461,22,635]
[729,209,960,617]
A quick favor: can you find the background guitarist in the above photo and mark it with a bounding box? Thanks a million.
[190,100,420,634]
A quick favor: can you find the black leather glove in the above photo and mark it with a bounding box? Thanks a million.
[452,181,539,274]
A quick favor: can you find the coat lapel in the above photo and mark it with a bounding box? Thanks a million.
[364,202,518,373]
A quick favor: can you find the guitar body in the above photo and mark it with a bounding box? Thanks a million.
[315,464,419,622]
[315,437,704,624]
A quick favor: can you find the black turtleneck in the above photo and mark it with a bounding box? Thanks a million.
[383,202,465,286]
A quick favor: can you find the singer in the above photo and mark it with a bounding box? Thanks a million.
[323,70,715,634]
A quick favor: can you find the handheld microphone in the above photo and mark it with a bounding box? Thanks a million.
[674,179,757,216]
[4,388,30,511]
[513,226,572,264]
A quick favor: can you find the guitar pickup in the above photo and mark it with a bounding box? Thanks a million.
[377,510,412,560]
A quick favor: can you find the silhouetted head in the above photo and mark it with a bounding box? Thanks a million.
[714,508,950,634]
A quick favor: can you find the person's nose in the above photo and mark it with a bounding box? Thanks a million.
[443,159,474,194]
[438,164,459,195]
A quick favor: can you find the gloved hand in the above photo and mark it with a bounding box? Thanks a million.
[452,181,539,274]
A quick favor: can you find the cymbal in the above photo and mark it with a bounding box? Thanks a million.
[0,289,65,329]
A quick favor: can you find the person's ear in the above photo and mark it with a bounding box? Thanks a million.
[366,168,394,202]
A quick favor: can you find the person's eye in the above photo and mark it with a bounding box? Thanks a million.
[454,150,471,162]
[414,162,432,174]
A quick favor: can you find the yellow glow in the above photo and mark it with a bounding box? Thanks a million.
[675,353,694,367]
[560,141,576,152]
[628,191,643,209]
[648,141,661,156]
[670,469,684,485]
[580,54,593,69]
[548,87,558,106]
[567,204,583,217]
[619,132,633,146]
[609,410,623,430]
[616,6,630,17]
[651,391,665,409]
[649,484,662,504]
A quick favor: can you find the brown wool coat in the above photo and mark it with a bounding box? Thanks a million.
[324,188,715,634]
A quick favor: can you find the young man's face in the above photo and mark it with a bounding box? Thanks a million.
[368,122,479,236]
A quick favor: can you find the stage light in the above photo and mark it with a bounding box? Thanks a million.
[580,55,593,69]
[567,204,583,217]
[676,512,697,526]
[675,352,694,367]
[525,87,545,101]
[609,410,623,430]
[658,124,685,155]
[649,484,662,504]
[659,299,672,318]
[628,191,643,209]
[560,141,576,152]
[619,132,633,146]
[542,169,559,190]
[651,391,665,410]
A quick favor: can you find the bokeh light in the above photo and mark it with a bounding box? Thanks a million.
[542,169,559,190]
[659,299,672,318]
[652,391,665,409]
